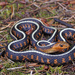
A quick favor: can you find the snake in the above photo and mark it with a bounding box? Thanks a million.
[0,18,75,65]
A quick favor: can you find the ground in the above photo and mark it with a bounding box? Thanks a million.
[0,0,75,75]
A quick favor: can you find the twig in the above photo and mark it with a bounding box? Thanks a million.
[30,71,33,75]
[11,5,15,19]
[57,2,69,11]
[46,16,61,19]
[0,72,6,75]
[0,22,12,30]
[33,69,46,75]
[32,3,40,8]
[0,39,12,43]
[0,31,4,33]
[43,0,63,4]
[8,59,15,63]
[0,7,5,12]
[7,66,24,70]
[62,14,75,22]
[72,61,75,66]
[54,18,73,28]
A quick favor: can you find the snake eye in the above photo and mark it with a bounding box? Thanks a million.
[60,44,63,47]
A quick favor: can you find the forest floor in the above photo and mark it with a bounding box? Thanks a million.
[0,0,75,75]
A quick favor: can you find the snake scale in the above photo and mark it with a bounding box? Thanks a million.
[1,18,75,65]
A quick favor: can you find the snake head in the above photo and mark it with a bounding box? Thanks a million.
[39,41,70,53]
[52,41,70,52]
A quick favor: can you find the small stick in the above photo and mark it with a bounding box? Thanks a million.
[62,14,75,22]
[0,39,12,43]
[54,18,73,28]
[7,66,24,70]
[43,0,63,4]
[32,3,40,8]
[0,22,12,30]
[46,16,60,19]
[57,2,68,11]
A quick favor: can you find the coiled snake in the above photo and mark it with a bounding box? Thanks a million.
[1,18,75,65]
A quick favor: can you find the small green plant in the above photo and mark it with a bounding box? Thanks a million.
[47,66,64,74]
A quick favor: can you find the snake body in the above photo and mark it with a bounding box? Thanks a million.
[4,18,75,65]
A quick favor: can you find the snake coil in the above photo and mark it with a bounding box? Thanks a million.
[3,18,75,65]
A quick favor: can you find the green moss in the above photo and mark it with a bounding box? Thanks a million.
[6,35,11,40]
[0,31,7,35]
[69,4,72,7]
[21,12,25,15]
[39,10,50,18]
[48,66,64,74]
[0,9,11,19]
[0,6,2,9]
[51,10,57,15]
[6,5,11,8]
[15,13,22,18]
[0,21,3,23]
[18,4,24,8]
[46,72,51,75]
[7,0,14,3]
